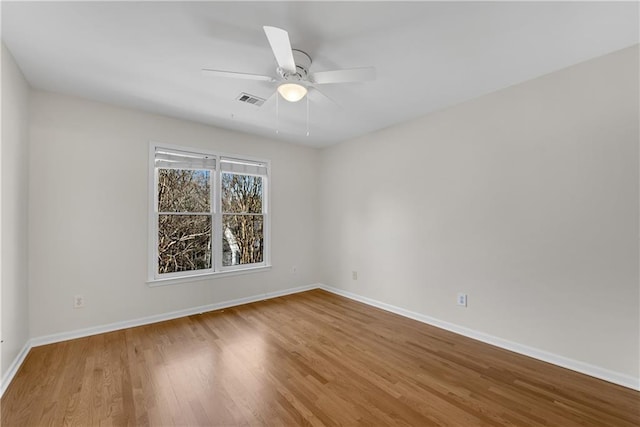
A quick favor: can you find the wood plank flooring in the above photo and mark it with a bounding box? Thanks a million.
[2,289,638,426]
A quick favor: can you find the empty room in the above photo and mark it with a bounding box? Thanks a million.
[1,1,639,426]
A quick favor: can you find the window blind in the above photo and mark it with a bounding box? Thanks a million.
[220,157,268,176]
[155,148,216,169]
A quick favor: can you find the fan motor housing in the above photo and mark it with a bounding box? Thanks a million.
[280,49,312,81]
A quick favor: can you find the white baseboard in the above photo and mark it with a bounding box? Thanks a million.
[0,341,30,397]
[1,283,318,397]
[318,284,640,391]
[31,284,318,347]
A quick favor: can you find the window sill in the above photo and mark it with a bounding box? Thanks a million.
[147,265,272,287]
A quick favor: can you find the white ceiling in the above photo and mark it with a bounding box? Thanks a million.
[2,1,638,147]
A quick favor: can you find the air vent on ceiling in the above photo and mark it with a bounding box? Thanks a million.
[236,92,266,107]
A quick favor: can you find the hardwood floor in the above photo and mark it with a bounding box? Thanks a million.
[2,289,638,426]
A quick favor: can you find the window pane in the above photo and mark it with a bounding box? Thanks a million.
[158,214,212,274]
[158,169,210,212]
[222,215,264,266]
[221,173,263,213]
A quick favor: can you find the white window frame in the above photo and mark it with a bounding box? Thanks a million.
[148,142,271,286]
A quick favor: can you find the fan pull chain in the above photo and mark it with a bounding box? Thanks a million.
[275,94,279,134]
[306,94,310,136]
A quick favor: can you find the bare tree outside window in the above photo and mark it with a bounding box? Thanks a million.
[221,173,264,266]
[157,169,212,274]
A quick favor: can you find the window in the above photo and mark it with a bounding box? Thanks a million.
[149,144,269,282]
[221,162,265,266]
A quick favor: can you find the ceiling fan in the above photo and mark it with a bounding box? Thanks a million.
[202,26,376,103]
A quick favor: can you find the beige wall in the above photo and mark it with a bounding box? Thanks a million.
[28,90,320,337]
[320,46,639,380]
[1,44,30,379]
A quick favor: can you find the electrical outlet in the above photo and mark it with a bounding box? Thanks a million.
[74,295,85,308]
[352,271,358,280]
[457,293,467,307]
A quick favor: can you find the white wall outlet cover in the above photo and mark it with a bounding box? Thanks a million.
[457,293,467,307]
[73,295,85,308]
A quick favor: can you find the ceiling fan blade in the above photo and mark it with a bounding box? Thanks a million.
[260,90,279,105]
[202,69,275,82]
[308,87,340,108]
[263,26,296,73]
[311,67,376,84]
